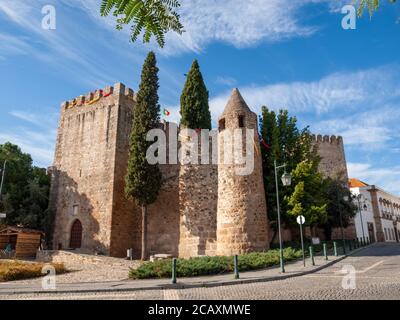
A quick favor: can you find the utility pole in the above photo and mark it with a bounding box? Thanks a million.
[0,160,7,200]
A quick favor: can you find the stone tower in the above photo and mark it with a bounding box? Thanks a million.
[50,83,140,257]
[312,134,348,182]
[216,89,269,256]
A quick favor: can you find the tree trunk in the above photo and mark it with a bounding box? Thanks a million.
[141,205,148,261]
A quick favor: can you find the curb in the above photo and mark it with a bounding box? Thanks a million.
[1,245,372,296]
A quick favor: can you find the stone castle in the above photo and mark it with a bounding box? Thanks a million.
[49,83,349,258]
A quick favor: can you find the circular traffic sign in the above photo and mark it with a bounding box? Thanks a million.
[297,215,305,225]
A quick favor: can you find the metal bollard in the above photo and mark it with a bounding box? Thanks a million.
[333,241,338,257]
[323,243,328,260]
[309,246,315,266]
[171,258,177,284]
[234,255,239,279]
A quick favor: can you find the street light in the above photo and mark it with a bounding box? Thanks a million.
[355,194,367,243]
[338,194,348,254]
[281,172,292,187]
[0,160,7,201]
[274,160,292,273]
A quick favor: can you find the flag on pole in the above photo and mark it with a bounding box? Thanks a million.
[163,109,171,116]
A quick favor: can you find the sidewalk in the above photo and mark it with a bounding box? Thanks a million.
[0,246,369,295]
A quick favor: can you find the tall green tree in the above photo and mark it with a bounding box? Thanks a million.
[320,178,358,240]
[0,143,51,239]
[125,51,162,260]
[285,161,328,229]
[100,0,184,48]
[260,107,316,245]
[180,60,212,130]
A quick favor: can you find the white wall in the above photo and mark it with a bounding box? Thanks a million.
[351,187,376,242]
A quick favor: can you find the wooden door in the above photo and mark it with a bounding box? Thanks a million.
[69,220,82,249]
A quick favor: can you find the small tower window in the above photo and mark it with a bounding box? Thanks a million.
[72,205,79,216]
[238,115,245,128]
[219,118,226,131]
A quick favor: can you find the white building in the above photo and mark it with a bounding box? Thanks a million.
[349,178,400,243]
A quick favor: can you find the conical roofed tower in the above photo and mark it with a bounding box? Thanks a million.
[216,88,269,256]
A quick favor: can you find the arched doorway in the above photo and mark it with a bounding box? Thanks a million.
[69,220,82,249]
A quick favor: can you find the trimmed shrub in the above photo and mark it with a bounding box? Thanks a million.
[129,248,303,280]
[0,261,66,282]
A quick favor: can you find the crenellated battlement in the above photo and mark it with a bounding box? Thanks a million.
[311,134,343,145]
[60,83,135,110]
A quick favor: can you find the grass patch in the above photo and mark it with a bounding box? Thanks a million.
[0,260,66,282]
[129,247,303,280]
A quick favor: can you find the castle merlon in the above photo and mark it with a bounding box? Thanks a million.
[311,134,343,145]
[60,82,135,110]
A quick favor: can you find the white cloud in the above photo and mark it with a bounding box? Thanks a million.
[348,162,400,196]
[208,65,400,122]
[161,0,319,54]
[215,76,237,86]
[0,131,55,167]
[58,0,342,55]
[312,106,400,150]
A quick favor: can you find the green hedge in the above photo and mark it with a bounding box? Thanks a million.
[129,247,303,280]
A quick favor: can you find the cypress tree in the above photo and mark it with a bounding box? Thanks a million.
[180,60,211,129]
[125,51,162,261]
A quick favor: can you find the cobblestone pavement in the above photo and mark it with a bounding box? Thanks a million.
[2,243,399,300]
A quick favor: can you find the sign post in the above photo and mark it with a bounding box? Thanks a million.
[297,215,306,267]
[0,213,6,219]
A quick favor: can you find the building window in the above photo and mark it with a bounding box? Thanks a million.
[219,118,226,132]
[238,115,245,128]
[72,205,79,216]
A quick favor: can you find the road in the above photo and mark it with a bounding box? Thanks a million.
[1,243,400,300]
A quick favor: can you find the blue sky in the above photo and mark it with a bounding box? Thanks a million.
[0,0,399,195]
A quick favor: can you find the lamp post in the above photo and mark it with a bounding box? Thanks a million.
[355,194,366,242]
[0,160,7,201]
[340,195,350,254]
[274,160,292,273]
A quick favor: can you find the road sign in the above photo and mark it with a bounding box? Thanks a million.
[0,213,6,219]
[297,215,305,225]
[297,215,306,267]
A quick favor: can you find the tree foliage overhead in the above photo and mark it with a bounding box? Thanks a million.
[125,51,162,206]
[180,60,212,130]
[356,0,397,17]
[100,0,184,48]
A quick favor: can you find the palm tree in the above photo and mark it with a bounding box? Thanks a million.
[100,0,184,48]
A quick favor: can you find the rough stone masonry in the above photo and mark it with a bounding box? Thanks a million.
[49,83,350,258]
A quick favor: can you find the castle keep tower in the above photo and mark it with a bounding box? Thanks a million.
[50,83,140,257]
[216,89,269,256]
